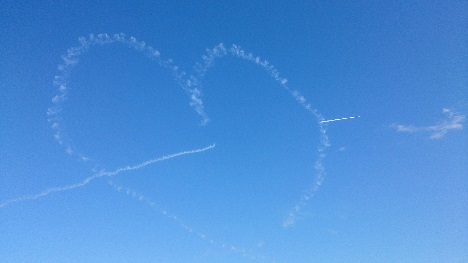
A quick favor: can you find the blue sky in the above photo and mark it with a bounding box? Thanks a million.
[1,1,466,262]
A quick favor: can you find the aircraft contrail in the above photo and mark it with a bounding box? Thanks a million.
[320,115,361,123]
[108,180,269,261]
[0,144,215,208]
[46,33,337,229]
[191,43,332,227]
[48,33,210,161]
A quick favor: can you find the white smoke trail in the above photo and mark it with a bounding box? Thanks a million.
[108,181,271,262]
[282,159,325,228]
[320,116,361,123]
[188,43,331,227]
[190,44,324,121]
[0,144,215,208]
[47,33,338,227]
[48,33,210,161]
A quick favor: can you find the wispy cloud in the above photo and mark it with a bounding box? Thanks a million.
[392,108,465,139]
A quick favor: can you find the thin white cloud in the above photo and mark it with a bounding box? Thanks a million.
[392,108,465,139]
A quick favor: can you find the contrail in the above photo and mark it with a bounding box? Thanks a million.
[282,159,325,228]
[189,43,332,227]
[0,144,215,208]
[108,180,271,262]
[198,44,331,227]
[320,116,361,123]
[47,33,339,228]
[191,43,325,122]
[48,33,210,161]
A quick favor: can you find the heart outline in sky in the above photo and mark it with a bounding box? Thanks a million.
[3,33,331,230]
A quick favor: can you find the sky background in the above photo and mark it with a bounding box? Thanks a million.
[1,1,467,262]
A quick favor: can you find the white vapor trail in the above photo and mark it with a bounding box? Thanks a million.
[46,33,343,227]
[320,116,361,123]
[48,33,210,161]
[108,181,271,262]
[186,43,332,227]
[192,44,332,227]
[0,144,215,208]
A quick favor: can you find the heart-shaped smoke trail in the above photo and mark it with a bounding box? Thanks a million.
[0,34,215,208]
[1,33,346,263]
[3,33,332,229]
[108,180,270,261]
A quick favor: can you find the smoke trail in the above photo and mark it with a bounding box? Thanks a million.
[188,43,331,227]
[108,181,271,262]
[48,33,210,161]
[228,45,332,227]
[0,144,215,208]
[190,44,325,121]
[320,116,361,123]
[48,33,337,227]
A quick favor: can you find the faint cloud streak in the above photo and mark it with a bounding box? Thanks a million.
[392,108,465,139]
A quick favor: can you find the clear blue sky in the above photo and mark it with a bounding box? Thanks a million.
[1,1,466,262]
